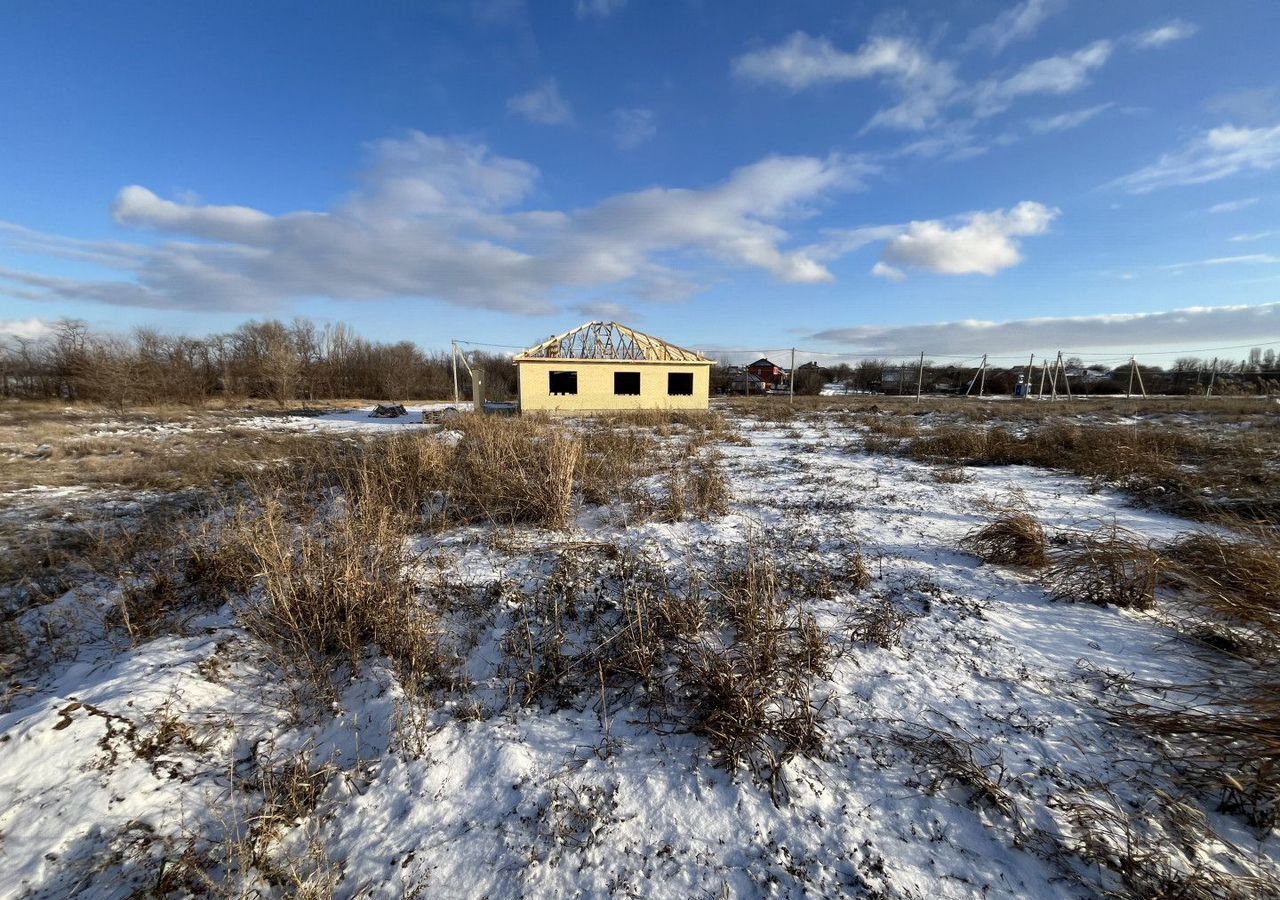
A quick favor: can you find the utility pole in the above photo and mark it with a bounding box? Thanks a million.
[1127,356,1135,399]
[1205,358,1217,398]
[916,351,925,401]
[965,354,987,397]
[978,356,987,397]
[1049,351,1062,401]
[1025,353,1034,399]
[789,347,795,404]
[1133,357,1147,398]
[1037,357,1048,398]
[451,340,460,405]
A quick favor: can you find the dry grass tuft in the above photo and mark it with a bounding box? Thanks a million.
[448,415,582,530]
[500,544,833,800]
[894,725,1015,818]
[1163,530,1280,651]
[962,512,1049,568]
[1045,525,1161,610]
[1123,682,1280,834]
[1062,789,1279,897]
[230,492,446,689]
[663,451,732,521]
[932,465,971,484]
[849,598,909,649]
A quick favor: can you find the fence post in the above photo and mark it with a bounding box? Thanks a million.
[451,340,460,405]
[789,347,795,405]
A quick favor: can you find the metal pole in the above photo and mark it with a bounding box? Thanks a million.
[451,340,460,405]
[916,351,924,401]
[789,347,795,404]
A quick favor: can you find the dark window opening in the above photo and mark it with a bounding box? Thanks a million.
[549,371,578,395]
[667,372,694,396]
[614,371,641,395]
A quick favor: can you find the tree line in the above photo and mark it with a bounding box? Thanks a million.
[0,318,517,408]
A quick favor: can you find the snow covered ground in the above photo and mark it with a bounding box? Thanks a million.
[1,410,1276,898]
[234,402,473,433]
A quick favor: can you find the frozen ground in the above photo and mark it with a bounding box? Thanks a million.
[0,411,1276,898]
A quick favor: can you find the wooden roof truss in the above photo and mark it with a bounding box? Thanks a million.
[515,321,708,362]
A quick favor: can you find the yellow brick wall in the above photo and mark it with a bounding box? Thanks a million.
[516,361,711,413]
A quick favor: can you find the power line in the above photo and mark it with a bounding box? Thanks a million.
[453,335,1280,366]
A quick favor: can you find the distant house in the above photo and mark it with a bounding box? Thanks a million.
[725,372,767,394]
[747,357,785,388]
[513,321,712,414]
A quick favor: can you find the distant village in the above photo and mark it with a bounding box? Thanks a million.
[715,351,1280,397]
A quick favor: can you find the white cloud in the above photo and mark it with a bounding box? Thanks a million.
[1115,123,1280,192]
[611,108,656,149]
[0,133,877,315]
[1205,87,1280,125]
[870,261,906,282]
[572,300,637,320]
[1231,231,1275,242]
[1160,253,1280,270]
[965,0,1066,54]
[1027,102,1112,133]
[1209,196,1259,214]
[575,0,625,19]
[732,32,959,131]
[877,201,1059,277]
[0,317,53,341]
[974,40,1113,117]
[506,79,573,125]
[896,124,990,160]
[1133,19,1198,50]
[809,302,1280,356]
[112,186,272,242]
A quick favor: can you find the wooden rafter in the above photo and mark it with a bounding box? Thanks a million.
[514,321,709,362]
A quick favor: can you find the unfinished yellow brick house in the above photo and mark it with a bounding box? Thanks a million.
[514,321,712,414]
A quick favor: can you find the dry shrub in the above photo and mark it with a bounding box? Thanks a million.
[962,512,1049,568]
[932,465,971,484]
[452,415,581,529]
[1045,525,1160,610]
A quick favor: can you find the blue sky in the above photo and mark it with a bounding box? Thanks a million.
[1,0,1279,363]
